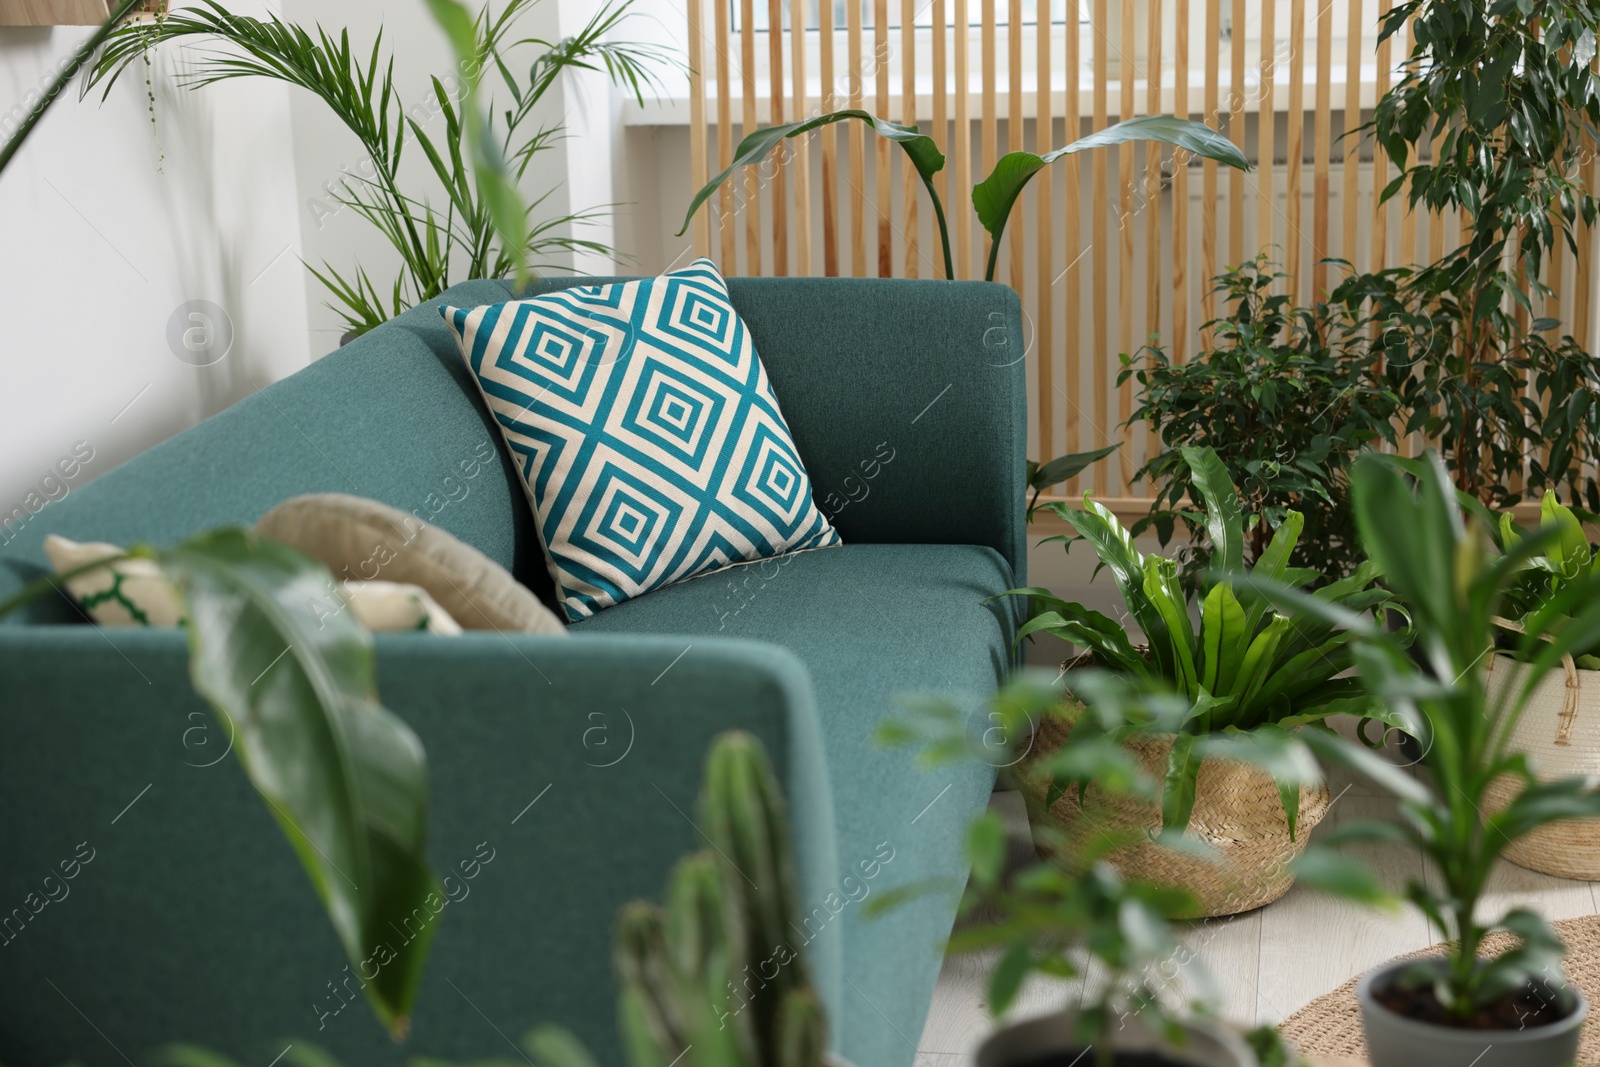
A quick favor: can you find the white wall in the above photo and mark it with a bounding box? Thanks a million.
[0,7,309,522]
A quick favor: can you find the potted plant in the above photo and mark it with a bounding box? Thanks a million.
[1348,0,1600,512]
[879,673,1297,1067]
[1006,445,1401,916]
[1469,490,1600,879]
[1121,256,1404,588]
[1256,452,1600,1067]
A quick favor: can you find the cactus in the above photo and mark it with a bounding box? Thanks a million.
[610,730,829,1067]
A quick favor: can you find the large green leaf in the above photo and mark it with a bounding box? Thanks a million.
[1182,446,1245,576]
[161,529,440,1037]
[1160,732,1204,834]
[1199,582,1251,696]
[679,110,952,278]
[972,116,1249,280]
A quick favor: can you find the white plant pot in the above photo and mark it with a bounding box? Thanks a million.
[1483,653,1600,879]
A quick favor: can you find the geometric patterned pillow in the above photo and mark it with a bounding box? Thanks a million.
[439,259,841,621]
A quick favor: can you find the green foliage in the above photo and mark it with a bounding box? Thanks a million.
[1122,257,1403,584]
[678,110,953,282]
[1011,446,1400,832]
[680,112,1247,284]
[1025,444,1120,521]
[88,0,666,338]
[1338,264,1600,512]
[0,529,442,1037]
[1489,491,1600,668]
[1265,453,1600,1020]
[536,731,829,1067]
[1349,0,1600,510]
[879,674,1223,1067]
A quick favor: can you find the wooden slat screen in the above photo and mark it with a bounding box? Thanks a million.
[687,0,1600,501]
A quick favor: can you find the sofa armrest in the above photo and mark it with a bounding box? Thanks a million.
[0,627,841,1067]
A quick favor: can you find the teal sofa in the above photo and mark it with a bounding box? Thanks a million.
[0,277,1026,1067]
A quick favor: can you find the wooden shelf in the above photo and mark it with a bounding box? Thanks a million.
[0,0,164,26]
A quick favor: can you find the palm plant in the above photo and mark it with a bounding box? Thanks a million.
[87,0,668,338]
[1009,445,1403,833]
[1261,453,1600,1023]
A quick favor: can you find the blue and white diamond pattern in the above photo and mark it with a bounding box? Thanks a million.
[442,259,840,620]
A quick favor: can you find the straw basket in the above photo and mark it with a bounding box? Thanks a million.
[1018,712,1331,918]
[1482,652,1600,880]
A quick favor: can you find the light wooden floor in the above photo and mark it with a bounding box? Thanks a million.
[911,765,1600,1066]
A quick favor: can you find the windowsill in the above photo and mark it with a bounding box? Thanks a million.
[626,65,1387,126]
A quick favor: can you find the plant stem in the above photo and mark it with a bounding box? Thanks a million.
[0,0,146,177]
[917,171,957,281]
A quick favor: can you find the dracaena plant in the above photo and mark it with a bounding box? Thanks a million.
[1256,452,1600,1022]
[1007,445,1403,833]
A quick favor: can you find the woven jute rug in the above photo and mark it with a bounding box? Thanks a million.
[1280,915,1600,1065]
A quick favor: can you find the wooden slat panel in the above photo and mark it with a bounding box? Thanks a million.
[1145,0,1162,348]
[792,0,811,274]
[1256,0,1275,278]
[687,0,711,258]
[1201,0,1220,333]
[1142,0,1162,479]
[1119,0,1136,484]
[1064,0,1085,490]
[714,0,737,269]
[903,0,919,276]
[768,0,788,274]
[820,0,840,275]
[1286,0,1306,301]
[955,0,973,276]
[741,0,761,273]
[1229,0,1245,265]
[1342,0,1361,272]
[849,0,867,275]
[1370,0,1391,272]
[875,0,892,275]
[981,0,998,275]
[1037,0,1054,461]
[1093,0,1110,463]
[1312,0,1331,296]
[1177,0,1190,363]
[1008,0,1025,291]
[1396,17,1415,270]
[1173,0,1189,362]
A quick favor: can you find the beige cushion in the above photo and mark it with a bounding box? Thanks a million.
[42,534,463,635]
[255,493,566,636]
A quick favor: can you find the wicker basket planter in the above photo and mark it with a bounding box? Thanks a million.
[1482,652,1600,880]
[1019,712,1331,918]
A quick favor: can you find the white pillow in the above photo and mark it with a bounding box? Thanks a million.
[43,535,462,635]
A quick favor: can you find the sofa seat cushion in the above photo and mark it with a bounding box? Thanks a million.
[574,541,1013,1067]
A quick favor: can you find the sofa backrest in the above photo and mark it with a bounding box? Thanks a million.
[0,275,1026,614]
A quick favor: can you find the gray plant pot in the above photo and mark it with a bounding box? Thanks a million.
[1357,958,1587,1067]
[975,1009,1257,1067]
